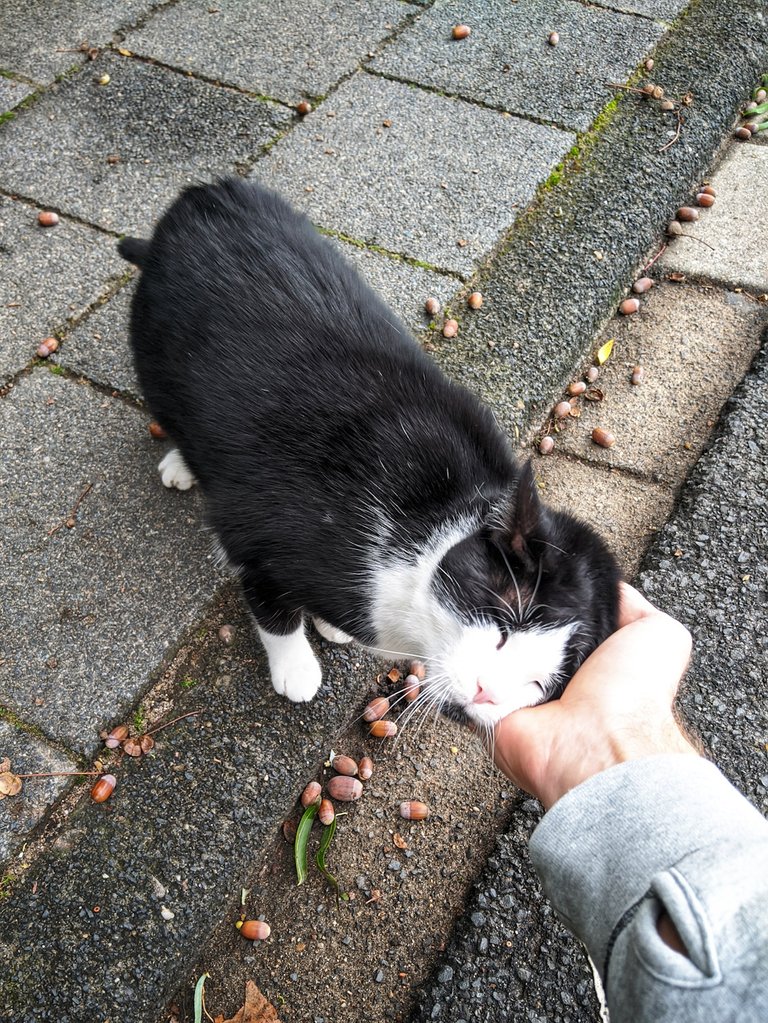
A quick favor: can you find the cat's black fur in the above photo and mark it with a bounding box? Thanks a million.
[119,177,619,713]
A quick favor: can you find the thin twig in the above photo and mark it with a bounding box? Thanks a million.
[145,709,203,736]
[641,243,668,275]
[48,481,93,536]
[676,232,716,251]
[659,110,683,153]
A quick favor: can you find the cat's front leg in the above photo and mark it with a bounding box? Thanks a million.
[242,574,322,702]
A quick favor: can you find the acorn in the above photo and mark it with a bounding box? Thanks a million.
[620,298,640,315]
[358,757,374,781]
[38,210,59,227]
[567,381,586,396]
[442,318,459,338]
[237,919,271,941]
[122,737,143,757]
[538,436,555,456]
[592,427,616,449]
[148,421,167,439]
[399,800,429,820]
[326,776,363,801]
[36,337,59,358]
[424,297,441,317]
[632,277,654,295]
[296,100,312,115]
[318,799,335,826]
[700,185,716,196]
[677,206,699,222]
[369,720,397,738]
[301,781,322,807]
[667,220,683,236]
[467,291,483,309]
[139,734,155,754]
[696,192,715,208]
[553,400,571,419]
[90,774,117,803]
[585,366,600,383]
[217,624,235,645]
[403,674,421,702]
[332,754,358,777]
[547,31,559,46]
[408,660,427,681]
[363,697,390,722]
[630,366,645,386]
[104,724,129,749]
[452,24,471,40]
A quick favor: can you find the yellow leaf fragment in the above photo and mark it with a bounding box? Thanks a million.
[117,48,133,56]
[596,338,614,365]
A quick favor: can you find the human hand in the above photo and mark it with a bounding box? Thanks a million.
[493,583,698,809]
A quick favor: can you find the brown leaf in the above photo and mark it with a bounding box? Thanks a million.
[0,757,11,774]
[216,980,284,1023]
[0,771,23,797]
[393,833,408,849]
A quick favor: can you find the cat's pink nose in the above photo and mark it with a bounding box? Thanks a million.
[473,682,496,705]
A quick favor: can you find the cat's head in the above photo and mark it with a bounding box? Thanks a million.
[419,462,620,729]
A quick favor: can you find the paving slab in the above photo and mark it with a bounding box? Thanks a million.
[660,144,768,292]
[0,720,78,865]
[0,53,292,235]
[0,75,34,115]
[639,333,768,811]
[0,195,125,385]
[531,453,676,578]
[254,72,574,277]
[589,0,687,16]
[56,278,142,399]
[369,0,664,132]
[0,1,154,84]
[552,284,766,483]
[0,587,374,1023]
[0,370,222,757]
[124,0,410,104]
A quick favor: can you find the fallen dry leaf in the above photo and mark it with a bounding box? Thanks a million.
[0,757,10,774]
[0,771,23,798]
[214,980,283,1023]
[393,833,408,850]
[596,338,615,365]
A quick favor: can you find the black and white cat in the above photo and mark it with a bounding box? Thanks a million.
[118,177,620,729]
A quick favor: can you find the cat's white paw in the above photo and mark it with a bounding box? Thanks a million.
[271,654,322,703]
[313,617,353,645]
[159,448,196,491]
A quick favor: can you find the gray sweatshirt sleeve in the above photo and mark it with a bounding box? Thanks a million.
[528,755,768,1023]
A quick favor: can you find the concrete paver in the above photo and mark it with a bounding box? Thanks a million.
[0,195,125,384]
[0,76,33,115]
[0,0,154,84]
[124,0,410,104]
[549,284,765,483]
[370,0,664,131]
[0,720,78,863]
[660,145,768,293]
[0,53,292,235]
[255,72,574,277]
[590,0,687,16]
[0,370,222,756]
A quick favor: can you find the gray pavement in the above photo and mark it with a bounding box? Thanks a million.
[1,1,767,1021]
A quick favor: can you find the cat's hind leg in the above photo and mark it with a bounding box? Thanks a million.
[242,573,322,703]
[158,448,196,491]
[312,618,354,645]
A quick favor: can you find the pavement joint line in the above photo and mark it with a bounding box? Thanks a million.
[581,0,676,25]
[316,225,466,282]
[529,444,670,488]
[0,184,134,241]
[0,704,85,767]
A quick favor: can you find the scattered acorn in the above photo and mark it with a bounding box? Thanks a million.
[403,674,421,702]
[139,734,154,754]
[369,720,397,738]
[700,185,716,197]
[620,298,640,315]
[467,291,483,310]
[217,623,235,645]
[38,210,59,227]
[553,400,571,419]
[300,780,322,807]
[630,366,645,386]
[296,100,312,116]
[547,31,559,46]
[399,800,429,820]
[659,99,675,112]
[318,798,335,826]
[452,24,471,40]
[122,737,143,758]
[363,696,390,722]
[148,421,167,439]
[326,775,363,801]
[585,366,600,383]
[592,427,616,449]
[104,724,129,749]
[442,318,459,338]
[237,920,271,941]
[735,126,752,140]
[424,297,441,317]
[408,660,427,681]
[538,436,555,456]
[36,337,59,358]
[677,207,699,222]
[632,277,654,295]
[667,220,683,237]
[696,192,715,208]
[358,757,374,781]
[332,754,358,777]
[567,381,586,396]
[90,774,117,803]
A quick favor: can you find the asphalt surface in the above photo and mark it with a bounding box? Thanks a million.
[1,2,767,1021]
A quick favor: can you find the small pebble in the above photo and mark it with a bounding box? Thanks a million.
[538,436,554,456]
[620,297,640,315]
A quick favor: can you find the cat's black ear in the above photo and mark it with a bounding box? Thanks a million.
[501,460,547,567]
